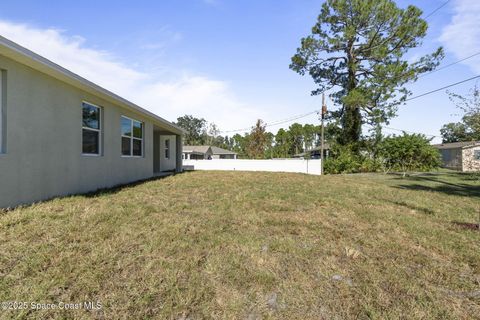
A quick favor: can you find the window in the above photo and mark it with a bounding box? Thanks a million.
[121,116,143,157]
[82,102,101,155]
[474,150,480,160]
[165,139,170,159]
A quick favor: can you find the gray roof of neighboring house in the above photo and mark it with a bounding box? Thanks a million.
[0,36,184,135]
[433,141,480,150]
[183,146,237,155]
[183,146,212,154]
[210,146,237,155]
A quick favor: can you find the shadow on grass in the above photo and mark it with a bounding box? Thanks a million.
[0,172,180,213]
[391,173,480,198]
[385,199,436,215]
[395,183,480,197]
[451,221,480,231]
[83,172,177,198]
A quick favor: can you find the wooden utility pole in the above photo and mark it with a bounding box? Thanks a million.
[320,93,327,175]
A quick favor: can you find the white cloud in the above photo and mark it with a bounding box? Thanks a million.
[0,20,261,133]
[440,0,480,73]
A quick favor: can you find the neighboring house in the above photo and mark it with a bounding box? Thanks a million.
[210,146,238,159]
[0,36,184,208]
[183,146,237,160]
[433,141,480,172]
[294,144,330,159]
[183,146,213,160]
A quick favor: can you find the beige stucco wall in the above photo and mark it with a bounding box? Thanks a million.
[0,55,178,208]
[462,146,480,172]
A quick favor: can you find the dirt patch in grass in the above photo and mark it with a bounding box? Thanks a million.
[0,171,479,319]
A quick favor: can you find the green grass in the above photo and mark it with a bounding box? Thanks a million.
[0,171,479,319]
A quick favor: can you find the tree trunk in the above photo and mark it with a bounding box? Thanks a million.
[341,45,362,148]
[342,105,362,145]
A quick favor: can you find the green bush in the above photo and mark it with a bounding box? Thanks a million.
[378,133,441,176]
[324,145,366,174]
[358,157,382,173]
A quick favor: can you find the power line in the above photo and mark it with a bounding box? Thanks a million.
[221,74,480,134]
[380,126,439,138]
[405,74,480,101]
[219,110,319,134]
[424,0,450,19]
[419,51,480,78]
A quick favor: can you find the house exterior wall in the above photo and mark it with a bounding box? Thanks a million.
[186,153,204,160]
[462,146,480,172]
[153,132,160,173]
[0,54,177,208]
[438,148,462,171]
[212,154,236,159]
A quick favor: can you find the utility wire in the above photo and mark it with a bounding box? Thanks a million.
[373,125,439,138]
[219,110,319,134]
[424,0,450,19]
[405,74,480,102]
[220,74,480,134]
[419,51,480,78]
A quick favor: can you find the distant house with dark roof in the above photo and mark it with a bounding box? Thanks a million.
[433,141,480,172]
[182,146,213,160]
[183,146,237,160]
[210,146,237,159]
[293,144,330,159]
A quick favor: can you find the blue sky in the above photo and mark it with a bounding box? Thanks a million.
[0,0,479,142]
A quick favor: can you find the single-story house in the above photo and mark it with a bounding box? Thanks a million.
[294,144,330,159]
[0,36,184,208]
[183,146,237,160]
[210,146,238,159]
[433,141,480,172]
[183,146,213,160]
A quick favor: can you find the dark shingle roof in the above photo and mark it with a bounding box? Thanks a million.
[182,146,212,154]
[210,146,237,155]
[182,146,236,155]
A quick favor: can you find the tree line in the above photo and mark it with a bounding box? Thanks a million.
[440,85,480,143]
[175,115,332,159]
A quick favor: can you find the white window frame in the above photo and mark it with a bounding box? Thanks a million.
[474,150,480,161]
[165,138,170,159]
[81,101,102,156]
[121,115,144,158]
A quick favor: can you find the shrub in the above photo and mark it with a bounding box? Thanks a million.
[324,145,363,174]
[378,133,441,176]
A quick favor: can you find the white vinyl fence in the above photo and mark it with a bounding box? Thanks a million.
[183,159,322,175]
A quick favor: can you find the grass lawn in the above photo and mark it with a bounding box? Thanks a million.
[0,171,479,319]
